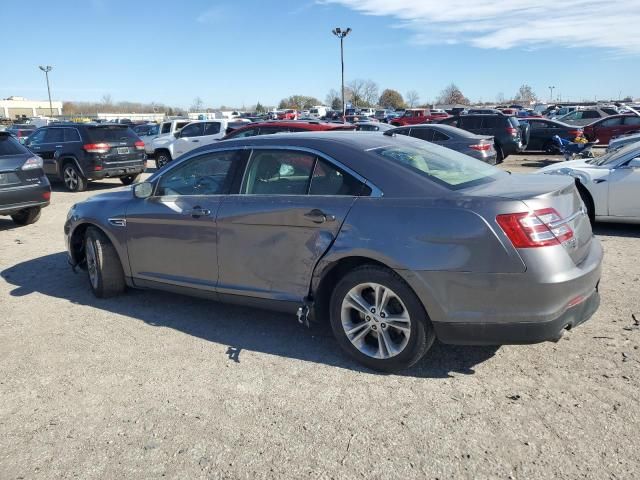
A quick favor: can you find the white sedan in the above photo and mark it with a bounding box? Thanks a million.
[538,143,640,224]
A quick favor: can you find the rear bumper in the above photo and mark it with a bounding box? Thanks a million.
[0,179,51,215]
[89,163,145,180]
[399,237,603,345]
[434,287,600,345]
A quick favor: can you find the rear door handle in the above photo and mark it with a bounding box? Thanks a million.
[188,206,211,218]
[192,139,199,142]
[304,209,336,224]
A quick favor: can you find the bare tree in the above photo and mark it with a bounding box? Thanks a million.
[191,97,204,112]
[436,84,469,105]
[101,94,113,106]
[406,90,420,107]
[513,84,537,105]
[347,79,378,107]
[496,92,505,104]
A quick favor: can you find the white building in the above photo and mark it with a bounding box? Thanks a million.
[96,112,165,122]
[0,96,63,119]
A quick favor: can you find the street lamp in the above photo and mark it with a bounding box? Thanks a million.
[548,85,555,103]
[38,65,54,117]
[332,27,351,119]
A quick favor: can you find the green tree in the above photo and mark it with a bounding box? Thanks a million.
[278,95,321,110]
[378,89,405,109]
[255,101,265,113]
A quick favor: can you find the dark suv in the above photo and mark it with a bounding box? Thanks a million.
[437,114,529,162]
[25,124,146,191]
[0,132,51,225]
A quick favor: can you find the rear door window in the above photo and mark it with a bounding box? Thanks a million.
[64,128,81,142]
[160,123,171,134]
[600,117,623,127]
[203,122,221,135]
[432,130,450,141]
[44,128,65,143]
[624,116,640,126]
[309,159,369,196]
[409,128,434,142]
[242,149,315,195]
[480,117,499,128]
[179,123,205,138]
[459,117,482,130]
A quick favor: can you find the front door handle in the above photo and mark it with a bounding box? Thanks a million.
[304,209,336,224]
[188,206,211,218]
[192,139,199,142]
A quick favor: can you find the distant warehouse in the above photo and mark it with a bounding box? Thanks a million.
[0,96,63,119]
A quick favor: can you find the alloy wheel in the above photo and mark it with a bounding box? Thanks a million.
[64,166,79,190]
[85,240,99,289]
[340,282,411,359]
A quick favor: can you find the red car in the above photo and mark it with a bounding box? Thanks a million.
[221,120,356,140]
[389,108,449,127]
[277,109,298,120]
[583,114,640,144]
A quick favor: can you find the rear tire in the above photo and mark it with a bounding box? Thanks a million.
[120,174,141,185]
[62,162,88,192]
[10,207,41,226]
[329,265,435,372]
[155,151,171,169]
[84,227,125,298]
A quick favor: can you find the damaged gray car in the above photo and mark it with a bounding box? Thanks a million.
[64,132,602,371]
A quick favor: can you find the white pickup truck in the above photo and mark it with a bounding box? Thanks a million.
[149,119,191,156]
[154,119,228,168]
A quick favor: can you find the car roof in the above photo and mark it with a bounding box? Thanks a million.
[405,123,484,138]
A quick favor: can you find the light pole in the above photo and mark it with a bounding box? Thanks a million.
[332,27,351,119]
[39,65,54,117]
[548,85,555,103]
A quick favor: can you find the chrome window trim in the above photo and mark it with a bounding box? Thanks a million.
[150,144,384,198]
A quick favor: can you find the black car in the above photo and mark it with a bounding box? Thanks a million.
[0,132,51,226]
[521,118,585,153]
[25,123,146,191]
[437,113,529,162]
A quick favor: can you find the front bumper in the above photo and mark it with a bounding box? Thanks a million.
[434,287,600,345]
[0,179,51,215]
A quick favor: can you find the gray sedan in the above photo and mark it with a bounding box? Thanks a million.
[607,132,640,152]
[64,132,602,372]
[386,124,498,164]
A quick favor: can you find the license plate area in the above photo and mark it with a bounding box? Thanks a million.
[117,147,129,154]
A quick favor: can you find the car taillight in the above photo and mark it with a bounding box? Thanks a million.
[506,127,518,136]
[42,191,51,201]
[496,208,574,248]
[83,143,110,153]
[568,129,583,137]
[21,156,43,170]
[469,143,491,151]
[135,140,145,150]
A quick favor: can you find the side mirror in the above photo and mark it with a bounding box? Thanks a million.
[173,131,181,138]
[133,182,153,199]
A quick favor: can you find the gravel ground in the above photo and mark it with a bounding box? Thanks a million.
[1,153,639,479]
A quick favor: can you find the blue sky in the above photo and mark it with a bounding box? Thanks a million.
[2,0,639,108]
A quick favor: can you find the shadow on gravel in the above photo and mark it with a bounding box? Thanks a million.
[593,223,640,238]
[0,218,22,232]
[1,252,498,378]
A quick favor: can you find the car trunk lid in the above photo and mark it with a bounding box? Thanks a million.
[468,173,592,265]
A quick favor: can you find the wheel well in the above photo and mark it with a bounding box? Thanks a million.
[155,148,171,157]
[59,157,80,177]
[69,223,122,270]
[311,256,391,325]
[575,180,595,219]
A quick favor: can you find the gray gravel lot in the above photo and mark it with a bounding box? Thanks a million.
[1,152,639,479]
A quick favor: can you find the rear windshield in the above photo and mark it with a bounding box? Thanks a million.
[0,134,29,155]
[371,142,503,190]
[86,125,139,143]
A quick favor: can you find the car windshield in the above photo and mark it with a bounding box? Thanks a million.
[371,142,503,190]
[589,143,640,166]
